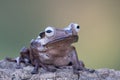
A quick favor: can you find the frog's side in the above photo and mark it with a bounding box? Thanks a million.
[30,23,87,74]
[6,39,48,71]
[6,47,31,68]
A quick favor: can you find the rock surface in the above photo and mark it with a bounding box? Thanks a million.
[0,59,120,80]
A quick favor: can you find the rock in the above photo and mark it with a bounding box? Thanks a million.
[0,59,120,80]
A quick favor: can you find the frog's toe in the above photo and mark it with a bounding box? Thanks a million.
[47,68,57,72]
[16,65,22,69]
[73,69,80,74]
[50,69,56,72]
[31,70,38,74]
[83,68,95,73]
[88,69,95,73]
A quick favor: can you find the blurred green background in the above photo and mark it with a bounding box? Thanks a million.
[0,0,120,70]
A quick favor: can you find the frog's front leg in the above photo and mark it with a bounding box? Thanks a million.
[31,59,39,74]
[70,46,95,74]
[70,46,84,74]
[31,59,56,74]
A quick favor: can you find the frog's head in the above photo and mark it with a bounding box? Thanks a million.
[38,23,80,46]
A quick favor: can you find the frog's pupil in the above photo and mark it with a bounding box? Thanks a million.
[77,26,80,29]
[46,30,52,33]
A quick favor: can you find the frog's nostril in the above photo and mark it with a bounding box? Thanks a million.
[46,30,52,33]
[39,31,45,38]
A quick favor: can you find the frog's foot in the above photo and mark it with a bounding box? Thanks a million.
[16,65,22,69]
[79,67,95,73]
[5,57,16,62]
[84,68,95,73]
[31,69,39,74]
[78,60,95,73]
[25,62,31,66]
[45,66,57,72]
[47,68,57,72]
[73,69,80,74]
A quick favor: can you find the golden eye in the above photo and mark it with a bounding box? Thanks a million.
[45,26,55,37]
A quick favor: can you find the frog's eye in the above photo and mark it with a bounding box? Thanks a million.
[72,23,80,32]
[45,26,55,37]
[75,25,80,32]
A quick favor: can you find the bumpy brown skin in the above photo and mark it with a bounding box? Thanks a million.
[29,25,89,74]
[7,24,94,74]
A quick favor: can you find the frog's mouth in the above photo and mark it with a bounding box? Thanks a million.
[45,35,78,46]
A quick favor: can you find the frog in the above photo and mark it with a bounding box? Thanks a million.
[6,23,94,74]
[29,23,89,74]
